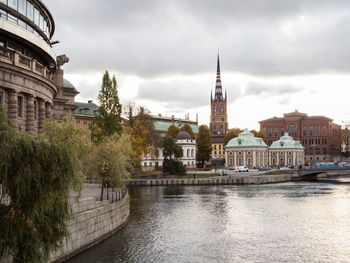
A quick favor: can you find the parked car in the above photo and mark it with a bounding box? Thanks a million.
[238,166,249,172]
[259,166,271,171]
[229,166,236,170]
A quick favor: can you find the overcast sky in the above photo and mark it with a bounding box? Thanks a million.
[45,0,350,129]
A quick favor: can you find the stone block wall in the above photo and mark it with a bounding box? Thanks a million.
[49,193,129,263]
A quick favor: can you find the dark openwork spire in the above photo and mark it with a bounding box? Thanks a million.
[214,53,224,101]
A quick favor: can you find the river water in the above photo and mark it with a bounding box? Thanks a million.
[67,181,350,263]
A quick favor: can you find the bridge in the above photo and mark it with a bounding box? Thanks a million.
[297,167,350,178]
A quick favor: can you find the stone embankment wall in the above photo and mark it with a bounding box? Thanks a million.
[49,192,129,263]
[128,174,292,186]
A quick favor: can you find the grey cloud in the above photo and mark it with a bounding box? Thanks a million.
[46,0,350,77]
[245,81,302,97]
[136,79,241,110]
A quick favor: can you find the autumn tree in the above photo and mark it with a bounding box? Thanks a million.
[123,103,158,166]
[93,71,122,140]
[224,128,243,146]
[41,115,92,195]
[250,129,266,140]
[87,134,133,200]
[183,123,195,139]
[0,108,77,262]
[166,124,180,138]
[196,125,212,166]
[162,135,185,175]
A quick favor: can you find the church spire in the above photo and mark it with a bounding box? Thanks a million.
[215,52,223,101]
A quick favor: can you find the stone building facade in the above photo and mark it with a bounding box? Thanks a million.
[141,114,199,170]
[74,99,99,128]
[175,128,196,168]
[225,129,268,169]
[225,130,305,169]
[259,110,341,163]
[269,133,305,167]
[0,0,77,133]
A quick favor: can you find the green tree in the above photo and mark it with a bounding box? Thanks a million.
[183,123,195,139]
[196,125,212,165]
[87,134,133,200]
[94,71,122,139]
[123,104,158,166]
[162,135,185,175]
[224,128,243,146]
[166,124,180,138]
[41,115,92,195]
[0,108,76,262]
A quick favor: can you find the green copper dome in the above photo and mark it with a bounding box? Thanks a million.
[225,129,267,148]
[269,133,304,149]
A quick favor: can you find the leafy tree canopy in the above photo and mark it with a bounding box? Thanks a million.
[123,103,159,166]
[94,71,122,140]
[196,125,212,164]
[166,124,180,139]
[87,134,133,192]
[41,115,92,195]
[224,128,243,146]
[250,129,266,140]
[183,123,195,139]
[162,136,185,175]
[0,108,76,262]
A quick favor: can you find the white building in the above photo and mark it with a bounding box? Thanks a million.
[269,133,304,167]
[141,128,196,170]
[175,128,196,168]
[225,129,268,169]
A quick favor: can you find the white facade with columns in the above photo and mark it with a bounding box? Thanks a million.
[225,129,268,169]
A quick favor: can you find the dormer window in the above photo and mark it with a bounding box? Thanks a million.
[280,142,284,147]
[238,140,241,145]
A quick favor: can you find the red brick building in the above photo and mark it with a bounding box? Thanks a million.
[259,110,341,163]
[210,54,228,160]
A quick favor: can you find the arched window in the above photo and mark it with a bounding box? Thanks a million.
[191,149,194,157]
[187,149,190,157]
[220,105,224,114]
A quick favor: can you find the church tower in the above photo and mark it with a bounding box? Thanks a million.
[210,54,228,135]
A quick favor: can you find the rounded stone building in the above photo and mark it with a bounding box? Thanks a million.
[0,0,77,133]
[176,128,196,168]
[269,133,304,167]
[225,129,268,169]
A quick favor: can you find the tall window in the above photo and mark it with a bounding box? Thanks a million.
[309,126,313,136]
[262,127,266,136]
[274,127,278,137]
[302,126,307,136]
[8,0,17,10]
[27,1,34,21]
[280,127,284,136]
[17,96,23,117]
[18,0,26,16]
[322,125,327,136]
[187,149,190,157]
[213,105,216,114]
[316,125,320,136]
[220,105,224,114]
[0,90,3,105]
[268,127,272,137]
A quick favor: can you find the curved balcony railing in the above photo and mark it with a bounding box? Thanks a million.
[0,46,53,81]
